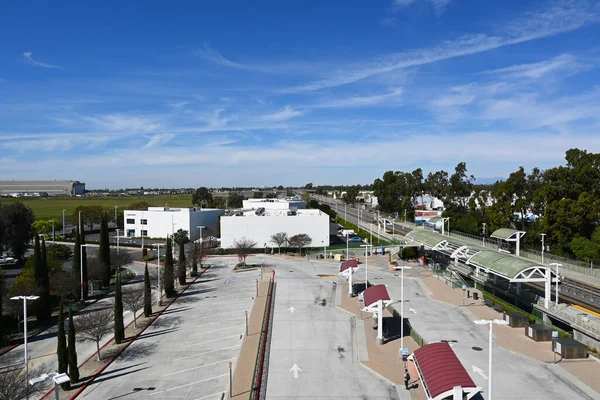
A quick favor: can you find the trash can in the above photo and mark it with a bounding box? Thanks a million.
[473,292,479,300]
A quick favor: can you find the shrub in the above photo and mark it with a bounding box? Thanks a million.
[47,244,73,261]
[142,254,157,261]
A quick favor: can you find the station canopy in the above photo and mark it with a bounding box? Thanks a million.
[412,342,480,400]
[339,259,358,277]
[490,228,526,242]
[405,229,557,283]
[428,216,442,224]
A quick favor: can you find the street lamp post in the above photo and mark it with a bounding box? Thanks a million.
[474,319,508,400]
[360,244,372,288]
[397,266,412,351]
[51,220,55,244]
[141,211,144,251]
[10,295,40,399]
[549,263,562,306]
[62,209,66,238]
[114,206,118,227]
[197,225,204,268]
[540,233,546,264]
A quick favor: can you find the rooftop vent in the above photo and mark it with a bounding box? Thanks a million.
[255,207,265,216]
[287,210,297,216]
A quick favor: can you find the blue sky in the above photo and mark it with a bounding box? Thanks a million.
[1,0,600,189]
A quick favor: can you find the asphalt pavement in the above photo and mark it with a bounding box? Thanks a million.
[78,258,260,400]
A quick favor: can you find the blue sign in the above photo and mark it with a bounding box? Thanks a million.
[462,284,467,291]
[401,348,409,355]
[358,293,364,303]
[552,331,559,338]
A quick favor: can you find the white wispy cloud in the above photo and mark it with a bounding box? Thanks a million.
[287,0,598,92]
[84,114,162,132]
[484,53,591,80]
[1,137,72,152]
[391,0,451,17]
[196,42,245,69]
[23,52,61,69]
[258,106,304,121]
[168,101,191,109]
[312,88,404,109]
[142,133,175,149]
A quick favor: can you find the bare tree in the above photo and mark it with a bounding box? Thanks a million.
[75,309,114,361]
[110,248,133,273]
[0,364,52,400]
[288,234,312,255]
[270,232,288,254]
[122,286,145,328]
[87,256,105,294]
[233,237,257,265]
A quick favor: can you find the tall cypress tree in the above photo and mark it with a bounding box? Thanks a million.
[114,273,125,344]
[164,236,175,297]
[56,300,67,376]
[99,212,111,287]
[67,304,79,383]
[178,237,186,285]
[33,235,42,284]
[72,229,81,300]
[144,263,152,317]
[80,228,88,300]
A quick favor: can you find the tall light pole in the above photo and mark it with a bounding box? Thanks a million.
[344,204,347,222]
[361,244,372,288]
[397,266,412,351]
[62,209,66,238]
[114,206,118,228]
[540,233,546,264]
[346,232,350,261]
[78,210,82,239]
[474,319,508,400]
[51,220,55,244]
[197,225,204,268]
[10,294,40,398]
[392,218,395,239]
[141,211,145,251]
[549,263,562,306]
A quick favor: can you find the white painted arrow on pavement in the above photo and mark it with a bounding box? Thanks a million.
[472,365,488,380]
[409,308,417,314]
[289,364,302,378]
[288,306,296,313]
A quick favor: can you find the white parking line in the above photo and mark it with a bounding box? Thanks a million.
[193,318,244,328]
[189,324,245,337]
[173,345,240,361]
[197,309,247,319]
[149,374,229,396]
[163,358,235,376]
[182,334,240,348]
[194,392,226,400]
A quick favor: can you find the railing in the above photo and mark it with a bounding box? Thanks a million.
[521,248,600,278]
[250,271,275,400]
[534,299,600,338]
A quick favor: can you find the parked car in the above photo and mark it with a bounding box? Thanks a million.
[349,236,364,242]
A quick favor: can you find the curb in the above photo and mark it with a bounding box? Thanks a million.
[40,267,210,400]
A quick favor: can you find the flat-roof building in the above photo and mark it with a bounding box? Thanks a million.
[242,198,306,210]
[0,180,85,197]
[123,207,225,240]
[220,207,329,249]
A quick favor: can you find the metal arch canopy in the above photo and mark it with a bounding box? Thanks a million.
[428,216,443,224]
[361,284,392,312]
[405,230,446,249]
[467,250,558,282]
[490,228,526,242]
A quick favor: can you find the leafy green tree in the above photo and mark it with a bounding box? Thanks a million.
[56,300,68,381]
[164,236,175,297]
[227,192,245,208]
[144,264,152,317]
[192,187,213,207]
[71,229,81,300]
[343,186,360,205]
[67,305,79,383]
[0,202,35,261]
[114,273,125,344]
[72,205,104,232]
[33,235,42,284]
[178,236,187,285]
[31,219,63,236]
[0,269,5,332]
[99,212,111,287]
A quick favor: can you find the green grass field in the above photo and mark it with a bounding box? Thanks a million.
[0,194,194,220]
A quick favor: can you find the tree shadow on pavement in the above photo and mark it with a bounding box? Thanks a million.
[149,315,182,329]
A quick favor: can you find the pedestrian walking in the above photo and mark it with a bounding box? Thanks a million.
[404,368,411,390]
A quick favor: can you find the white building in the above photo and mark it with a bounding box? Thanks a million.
[123,207,224,240]
[221,208,329,249]
[242,198,306,210]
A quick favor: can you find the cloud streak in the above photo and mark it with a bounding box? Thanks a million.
[23,52,61,69]
[287,0,598,92]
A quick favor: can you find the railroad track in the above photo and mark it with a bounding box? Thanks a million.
[528,277,600,315]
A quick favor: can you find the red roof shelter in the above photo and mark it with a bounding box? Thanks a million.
[412,342,480,400]
[338,258,358,277]
[362,284,392,312]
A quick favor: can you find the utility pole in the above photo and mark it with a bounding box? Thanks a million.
[540,233,546,264]
[482,223,487,247]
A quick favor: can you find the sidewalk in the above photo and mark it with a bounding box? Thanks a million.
[229,269,274,400]
[337,280,427,400]
[421,274,600,395]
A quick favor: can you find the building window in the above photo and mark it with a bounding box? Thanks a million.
[127,229,135,237]
[141,219,148,225]
[126,218,135,224]
[141,230,148,237]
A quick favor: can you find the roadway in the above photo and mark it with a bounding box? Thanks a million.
[78,258,258,400]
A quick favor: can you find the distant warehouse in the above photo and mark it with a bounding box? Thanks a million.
[0,180,86,197]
